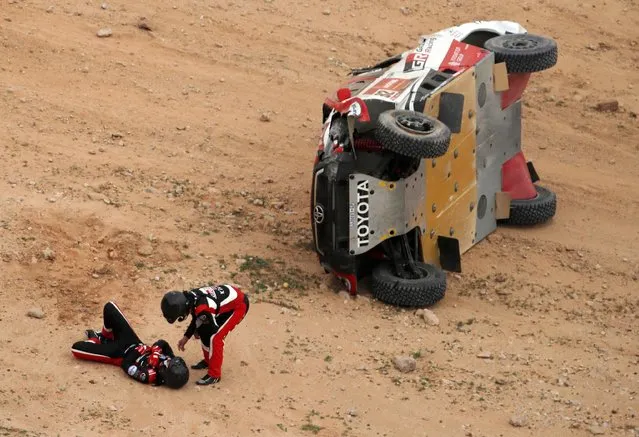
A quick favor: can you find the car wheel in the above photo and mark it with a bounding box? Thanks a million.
[484,34,558,73]
[374,109,451,159]
[371,261,447,307]
[498,185,557,226]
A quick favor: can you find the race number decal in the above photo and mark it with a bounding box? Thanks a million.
[363,78,415,101]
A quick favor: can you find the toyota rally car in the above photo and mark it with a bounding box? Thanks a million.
[310,21,559,307]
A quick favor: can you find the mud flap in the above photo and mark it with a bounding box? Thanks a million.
[527,161,540,183]
[437,236,462,273]
[495,192,511,220]
[438,92,465,134]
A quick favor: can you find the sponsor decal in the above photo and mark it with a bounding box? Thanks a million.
[439,40,489,71]
[127,365,138,376]
[404,37,436,72]
[355,180,370,247]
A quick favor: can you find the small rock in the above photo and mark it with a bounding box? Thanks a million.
[109,405,117,411]
[588,425,606,435]
[101,3,108,9]
[42,247,56,260]
[400,6,411,15]
[595,100,619,112]
[137,244,154,256]
[46,6,54,13]
[27,308,45,319]
[420,308,440,326]
[97,28,113,38]
[137,18,152,31]
[509,414,528,427]
[347,408,358,417]
[253,198,264,206]
[477,351,493,359]
[259,113,271,122]
[392,355,416,373]
[322,9,331,15]
[338,291,350,301]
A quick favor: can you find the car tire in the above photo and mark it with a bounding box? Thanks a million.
[371,261,447,308]
[498,185,557,226]
[484,34,558,73]
[374,109,451,159]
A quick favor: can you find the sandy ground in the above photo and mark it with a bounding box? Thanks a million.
[1,0,638,436]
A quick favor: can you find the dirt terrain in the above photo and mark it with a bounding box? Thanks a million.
[1,0,638,436]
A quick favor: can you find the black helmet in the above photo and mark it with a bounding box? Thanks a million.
[159,356,189,389]
[161,291,188,324]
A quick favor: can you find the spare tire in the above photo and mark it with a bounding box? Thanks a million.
[375,109,451,159]
[484,34,558,73]
[371,261,447,308]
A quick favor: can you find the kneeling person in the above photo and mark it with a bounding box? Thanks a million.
[71,301,189,389]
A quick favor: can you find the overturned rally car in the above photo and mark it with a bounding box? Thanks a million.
[310,20,559,307]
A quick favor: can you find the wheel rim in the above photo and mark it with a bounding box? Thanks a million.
[502,37,538,50]
[395,114,435,134]
[395,263,431,280]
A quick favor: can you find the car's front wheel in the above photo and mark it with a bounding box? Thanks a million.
[371,260,447,307]
[374,109,451,159]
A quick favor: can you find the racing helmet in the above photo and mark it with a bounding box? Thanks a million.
[161,291,189,324]
[159,356,189,389]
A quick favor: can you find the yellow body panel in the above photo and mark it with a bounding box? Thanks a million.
[420,67,478,265]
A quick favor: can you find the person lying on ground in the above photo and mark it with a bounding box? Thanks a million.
[71,300,189,389]
[160,284,249,386]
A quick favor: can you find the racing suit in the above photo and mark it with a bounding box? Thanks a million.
[71,301,174,385]
[183,284,249,378]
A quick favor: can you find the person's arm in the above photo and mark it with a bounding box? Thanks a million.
[184,315,196,339]
[121,345,161,385]
[152,339,175,358]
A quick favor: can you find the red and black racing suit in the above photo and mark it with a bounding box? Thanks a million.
[71,301,174,385]
[183,285,249,378]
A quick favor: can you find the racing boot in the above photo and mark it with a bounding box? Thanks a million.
[191,359,208,370]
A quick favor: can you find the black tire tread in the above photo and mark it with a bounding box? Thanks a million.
[484,34,558,73]
[375,110,451,159]
[499,185,557,226]
[371,261,447,307]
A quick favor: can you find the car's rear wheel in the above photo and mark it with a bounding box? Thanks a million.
[484,34,558,73]
[371,260,447,307]
[375,109,451,159]
[498,185,557,226]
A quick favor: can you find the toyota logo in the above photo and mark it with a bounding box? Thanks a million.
[313,205,325,224]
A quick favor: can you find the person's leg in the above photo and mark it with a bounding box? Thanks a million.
[207,305,247,379]
[103,301,142,345]
[71,339,123,366]
[194,324,214,369]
